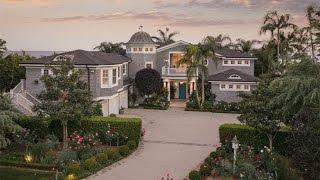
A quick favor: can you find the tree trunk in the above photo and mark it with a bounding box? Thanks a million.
[267,134,273,153]
[62,121,68,149]
[201,72,205,108]
[277,29,280,63]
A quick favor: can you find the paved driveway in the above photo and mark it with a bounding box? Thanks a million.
[89,108,239,180]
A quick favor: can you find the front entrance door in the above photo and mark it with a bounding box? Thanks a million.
[179,83,186,99]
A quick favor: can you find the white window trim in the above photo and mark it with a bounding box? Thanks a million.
[101,67,118,88]
[145,62,153,69]
[117,66,121,79]
[219,83,251,92]
[41,68,53,76]
[122,64,127,75]
[130,46,156,54]
[222,59,251,67]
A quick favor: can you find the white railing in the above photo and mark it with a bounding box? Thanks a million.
[12,93,35,116]
[25,92,41,105]
[162,66,187,76]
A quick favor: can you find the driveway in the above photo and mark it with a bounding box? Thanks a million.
[89,108,239,180]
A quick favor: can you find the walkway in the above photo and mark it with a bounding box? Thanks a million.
[88,108,239,180]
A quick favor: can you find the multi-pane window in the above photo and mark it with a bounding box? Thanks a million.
[221,84,226,89]
[145,48,149,52]
[229,85,233,89]
[236,85,241,89]
[138,48,142,52]
[223,60,228,64]
[149,48,153,52]
[231,60,235,64]
[112,68,117,85]
[146,62,153,69]
[244,85,249,90]
[133,48,137,52]
[222,60,250,66]
[118,67,121,78]
[245,60,249,65]
[102,69,109,86]
[122,64,126,75]
[238,61,242,64]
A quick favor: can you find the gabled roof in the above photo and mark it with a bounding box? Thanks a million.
[215,48,256,59]
[208,69,258,82]
[156,40,190,52]
[20,49,131,66]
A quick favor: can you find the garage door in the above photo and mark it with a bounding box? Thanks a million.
[109,95,119,115]
[119,90,128,109]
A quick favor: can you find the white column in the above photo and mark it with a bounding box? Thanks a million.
[190,82,193,95]
[167,80,170,101]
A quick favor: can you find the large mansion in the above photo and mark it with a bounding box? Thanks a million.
[12,30,258,116]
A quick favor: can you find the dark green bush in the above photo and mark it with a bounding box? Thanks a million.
[199,163,211,176]
[96,153,108,165]
[189,170,200,180]
[109,114,116,117]
[143,90,169,110]
[118,145,130,157]
[56,150,78,164]
[66,163,81,175]
[83,157,98,172]
[126,140,137,150]
[219,124,290,155]
[16,116,142,146]
[275,155,300,180]
[104,148,121,161]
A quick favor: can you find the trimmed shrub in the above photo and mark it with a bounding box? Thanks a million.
[96,153,108,165]
[104,148,121,161]
[83,157,98,172]
[199,163,211,176]
[189,170,200,180]
[15,116,142,146]
[109,114,116,117]
[126,140,137,150]
[213,101,241,113]
[66,163,81,175]
[219,124,290,155]
[57,150,78,164]
[118,145,130,157]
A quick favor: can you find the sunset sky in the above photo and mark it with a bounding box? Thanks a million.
[1,0,319,51]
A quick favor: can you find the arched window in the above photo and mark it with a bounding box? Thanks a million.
[228,74,241,79]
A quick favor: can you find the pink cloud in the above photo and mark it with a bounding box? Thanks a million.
[0,0,57,6]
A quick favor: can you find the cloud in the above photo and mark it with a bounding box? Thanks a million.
[0,0,57,6]
[154,0,320,13]
[43,11,258,27]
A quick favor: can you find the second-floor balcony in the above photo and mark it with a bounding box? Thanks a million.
[162,66,198,77]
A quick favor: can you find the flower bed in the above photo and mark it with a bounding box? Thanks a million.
[0,116,142,179]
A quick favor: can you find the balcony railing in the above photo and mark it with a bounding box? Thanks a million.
[162,66,198,77]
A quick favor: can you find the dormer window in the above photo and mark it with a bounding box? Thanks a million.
[229,74,241,80]
[53,55,74,62]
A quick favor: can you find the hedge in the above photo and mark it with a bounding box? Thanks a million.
[15,116,142,145]
[219,124,291,155]
[0,160,57,171]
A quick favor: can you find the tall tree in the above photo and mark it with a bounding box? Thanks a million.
[94,42,126,55]
[289,27,309,57]
[35,59,100,149]
[151,28,179,46]
[0,39,7,56]
[260,11,296,62]
[181,37,217,107]
[305,5,320,60]
[204,34,232,49]
[0,94,21,149]
[0,53,33,92]
[239,74,281,151]
[235,39,260,53]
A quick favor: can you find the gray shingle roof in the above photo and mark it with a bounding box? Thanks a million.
[20,49,131,66]
[208,69,258,82]
[126,31,156,45]
[215,48,255,58]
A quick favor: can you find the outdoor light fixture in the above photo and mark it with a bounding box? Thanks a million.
[232,135,239,174]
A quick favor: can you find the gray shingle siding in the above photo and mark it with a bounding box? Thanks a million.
[207,58,254,76]
[126,48,157,78]
[155,44,187,73]
[25,67,45,97]
[211,83,258,103]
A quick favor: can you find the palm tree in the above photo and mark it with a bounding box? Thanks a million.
[181,38,217,107]
[306,5,320,60]
[152,28,179,46]
[204,34,232,49]
[290,27,309,57]
[235,39,260,53]
[0,39,7,55]
[94,42,125,55]
[260,11,297,62]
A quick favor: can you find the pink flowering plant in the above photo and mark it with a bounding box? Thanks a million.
[69,131,100,150]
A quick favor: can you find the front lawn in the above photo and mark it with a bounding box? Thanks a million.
[0,166,58,180]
